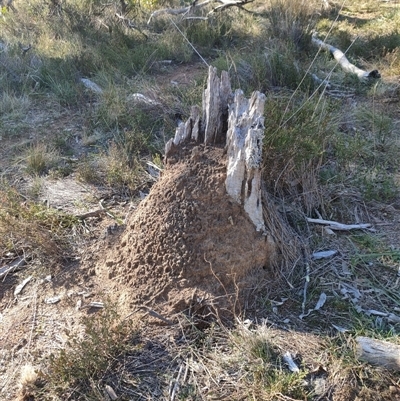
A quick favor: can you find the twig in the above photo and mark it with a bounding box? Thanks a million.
[75,209,106,220]
[306,217,372,231]
[147,0,213,24]
[99,199,119,220]
[147,0,252,24]
[170,363,184,401]
[115,13,148,39]
[167,16,209,67]
[26,286,38,356]
[301,262,310,317]
[140,306,174,325]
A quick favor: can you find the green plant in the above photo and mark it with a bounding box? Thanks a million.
[262,92,339,211]
[0,92,30,118]
[267,0,317,50]
[359,168,398,202]
[41,302,138,399]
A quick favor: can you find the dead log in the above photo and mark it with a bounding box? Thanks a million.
[356,336,400,371]
[165,65,266,233]
[312,34,380,80]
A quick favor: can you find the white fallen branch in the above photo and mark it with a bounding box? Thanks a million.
[127,93,161,106]
[14,276,33,296]
[211,0,254,13]
[148,0,212,24]
[356,336,400,371]
[104,385,118,400]
[312,34,380,80]
[306,217,372,231]
[148,0,253,24]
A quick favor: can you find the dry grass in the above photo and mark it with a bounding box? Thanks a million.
[0,184,78,265]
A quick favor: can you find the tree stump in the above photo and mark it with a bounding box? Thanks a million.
[166,66,267,233]
[99,66,282,315]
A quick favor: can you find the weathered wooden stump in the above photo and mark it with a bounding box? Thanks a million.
[166,66,268,234]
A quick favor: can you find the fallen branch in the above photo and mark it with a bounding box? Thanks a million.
[306,217,372,231]
[356,336,400,371]
[312,34,380,80]
[211,0,254,13]
[0,257,26,279]
[148,0,211,24]
[148,0,253,24]
[140,306,174,325]
[115,13,148,38]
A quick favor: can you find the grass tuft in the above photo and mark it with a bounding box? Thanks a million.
[38,302,138,400]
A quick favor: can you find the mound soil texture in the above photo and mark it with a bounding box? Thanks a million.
[97,144,275,314]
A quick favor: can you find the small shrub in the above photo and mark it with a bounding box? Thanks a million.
[359,168,398,202]
[41,303,138,399]
[262,92,339,211]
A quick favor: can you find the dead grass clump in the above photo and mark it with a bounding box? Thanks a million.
[0,185,78,264]
[16,364,39,401]
[24,142,61,176]
[0,92,30,119]
[37,303,138,400]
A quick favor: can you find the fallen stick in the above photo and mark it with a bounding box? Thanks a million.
[0,257,26,278]
[148,0,213,24]
[306,217,372,231]
[76,209,106,220]
[147,0,252,24]
[356,336,400,371]
[312,34,380,80]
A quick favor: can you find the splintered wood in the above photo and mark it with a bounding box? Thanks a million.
[225,90,266,233]
[165,66,267,233]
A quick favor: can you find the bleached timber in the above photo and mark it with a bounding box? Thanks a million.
[312,34,380,80]
[225,89,266,233]
[147,0,253,24]
[306,217,372,231]
[356,336,400,371]
[165,66,266,233]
